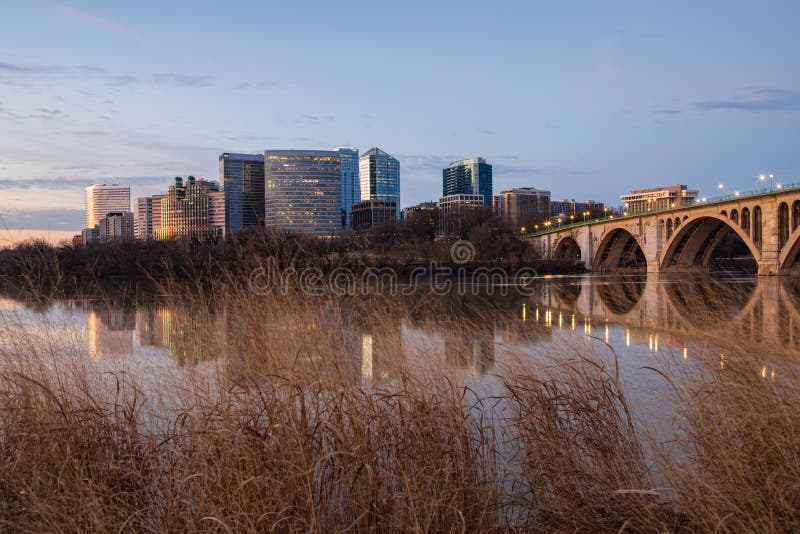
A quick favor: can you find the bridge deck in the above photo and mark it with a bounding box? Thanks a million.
[523,183,800,237]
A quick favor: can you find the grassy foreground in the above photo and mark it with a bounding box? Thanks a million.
[0,280,798,532]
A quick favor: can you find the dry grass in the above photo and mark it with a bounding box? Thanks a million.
[0,279,798,532]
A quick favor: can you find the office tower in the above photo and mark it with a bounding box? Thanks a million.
[500,188,551,232]
[359,148,400,217]
[442,157,492,206]
[437,194,487,236]
[219,153,265,231]
[264,150,342,237]
[337,147,359,227]
[154,177,224,241]
[98,211,134,241]
[85,184,131,228]
[134,197,153,240]
[620,185,698,213]
[351,200,397,233]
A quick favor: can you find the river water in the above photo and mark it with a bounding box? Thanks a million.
[0,274,798,440]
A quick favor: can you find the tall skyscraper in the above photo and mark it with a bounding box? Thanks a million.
[337,147,359,227]
[219,153,265,231]
[500,187,551,232]
[359,148,400,217]
[85,184,131,228]
[442,158,492,206]
[264,150,342,237]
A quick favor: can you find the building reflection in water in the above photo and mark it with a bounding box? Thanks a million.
[349,295,554,386]
[86,301,134,360]
[85,301,225,365]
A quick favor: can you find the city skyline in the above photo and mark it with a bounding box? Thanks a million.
[1,1,799,238]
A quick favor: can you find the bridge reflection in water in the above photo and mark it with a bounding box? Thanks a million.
[528,275,800,352]
[56,275,800,384]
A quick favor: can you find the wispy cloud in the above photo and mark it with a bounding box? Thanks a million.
[153,72,214,88]
[0,176,168,190]
[43,1,153,48]
[0,61,215,88]
[0,102,24,120]
[298,114,335,123]
[696,88,800,112]
[651,108,681,115]
[0,62,53,73]
[28,108,68,120]
[0,208,83,231]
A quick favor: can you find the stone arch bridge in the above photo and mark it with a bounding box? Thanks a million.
[526,186,800,275]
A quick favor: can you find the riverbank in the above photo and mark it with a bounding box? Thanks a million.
[0,229,584,301]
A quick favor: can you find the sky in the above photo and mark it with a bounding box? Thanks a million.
[1,0,799,238]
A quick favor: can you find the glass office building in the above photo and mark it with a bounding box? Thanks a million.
[442,157,493,206]
[359,147,400,218]
[219,153,265,231]
[337,147,359,227]
[264,150,342,237]
[155,177,223,242]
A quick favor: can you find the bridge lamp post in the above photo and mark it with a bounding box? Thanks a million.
[603,207,609,218]
[583,210,589,222]
[769,174,775,189]
[759,174,766,189]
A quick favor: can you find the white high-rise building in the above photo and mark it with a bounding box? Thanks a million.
[85,184,131,228]
[359,148,400,218]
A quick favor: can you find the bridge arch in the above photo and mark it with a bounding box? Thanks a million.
[661,214,761,270]
[593,228,646,271]
[779,226,800,273]
[554,236,582,264]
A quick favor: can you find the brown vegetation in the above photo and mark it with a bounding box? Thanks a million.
[0,276,798,532]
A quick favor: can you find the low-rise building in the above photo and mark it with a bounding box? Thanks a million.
[620,184,698,213]
[351,200,397,232]
[500,187,550,233]
[98,211,134,241]
[437,194,486,236]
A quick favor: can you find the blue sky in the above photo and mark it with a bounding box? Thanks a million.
[1,0,799,232]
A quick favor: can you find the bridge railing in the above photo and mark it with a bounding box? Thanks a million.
[521,182,800,237]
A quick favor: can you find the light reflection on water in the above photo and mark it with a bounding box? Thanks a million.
[1,275,798,383]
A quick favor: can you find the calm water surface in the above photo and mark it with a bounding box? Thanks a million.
[1,274,798,433]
